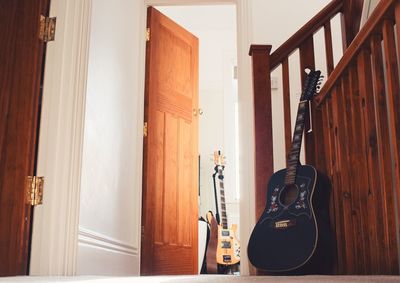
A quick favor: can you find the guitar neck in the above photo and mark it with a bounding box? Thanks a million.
[218,167,228,229]
[284,100,309,185]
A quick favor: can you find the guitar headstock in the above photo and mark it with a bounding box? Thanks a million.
[300,69,323,101]
[213,150,225,167]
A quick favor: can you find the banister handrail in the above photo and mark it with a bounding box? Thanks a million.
[270,0,343,71]
[315,0,396,106]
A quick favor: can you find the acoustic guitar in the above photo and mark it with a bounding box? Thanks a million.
[214,151,240,266]
[247,69,332,274]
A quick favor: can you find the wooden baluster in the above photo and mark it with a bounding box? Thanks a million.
[282,57,292,166]
[249,45,273,221]
[370,33,399,274]
[340,72,359,274]
[332,82,356,275]
[357,48,381,274]
[341,0,364,50]
[382,18,400,271]
[323,98,341,274]
[299,37,316,167]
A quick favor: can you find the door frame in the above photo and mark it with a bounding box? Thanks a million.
[30,0,256,276]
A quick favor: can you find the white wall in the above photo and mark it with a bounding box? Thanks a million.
[76,0,144,275]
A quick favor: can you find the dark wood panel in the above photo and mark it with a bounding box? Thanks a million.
[331,84,356,274]
[282,57,292,164]
[341,0,364,49]
[382,19,400,270]
[0,0,49,275]
[299,37,317,167]
[321,99,342,274]
[349,62,370,274]
[357,49,382,274]
[370,34,399,274]
[324,98,343,274]
[249,45,273,221]
[341,67,364,275]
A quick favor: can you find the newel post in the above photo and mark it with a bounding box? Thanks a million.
[249,45,273,220]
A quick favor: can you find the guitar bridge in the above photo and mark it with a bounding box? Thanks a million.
[223,255,232,263]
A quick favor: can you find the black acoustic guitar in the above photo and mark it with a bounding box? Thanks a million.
[247,69,332,274]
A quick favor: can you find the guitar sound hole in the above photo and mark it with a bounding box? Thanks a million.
[279,184,299,206]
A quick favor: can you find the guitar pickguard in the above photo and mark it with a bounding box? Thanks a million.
[260,171,315,223]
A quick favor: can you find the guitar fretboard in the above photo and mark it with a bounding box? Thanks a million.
[217,167,228,229]
[284,100,309,185]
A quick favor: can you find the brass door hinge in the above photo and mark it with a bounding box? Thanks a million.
[143,122,148,137]
[39,15,56,42]
[146,28,150,42]
[27,176,44,206]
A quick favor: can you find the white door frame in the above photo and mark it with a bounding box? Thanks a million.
[30,0,256,276]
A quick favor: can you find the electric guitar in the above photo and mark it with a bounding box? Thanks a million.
[247,69,332,274]
[214,151,240,266]
[205,211,218,274]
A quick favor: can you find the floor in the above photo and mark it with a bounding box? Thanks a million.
[1,276,400,283]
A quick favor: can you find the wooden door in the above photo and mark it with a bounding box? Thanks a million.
[0,0,49,275]
[141,7,199,275]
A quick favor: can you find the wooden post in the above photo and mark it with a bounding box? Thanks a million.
[249,45,273,221]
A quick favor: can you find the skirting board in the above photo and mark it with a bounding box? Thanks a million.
[76,228,139,275]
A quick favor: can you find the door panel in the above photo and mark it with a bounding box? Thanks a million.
[0,0,49,276]
[141,7,199,275]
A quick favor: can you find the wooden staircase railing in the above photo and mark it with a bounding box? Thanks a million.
[314,0,400,274]
[249,0,400,275]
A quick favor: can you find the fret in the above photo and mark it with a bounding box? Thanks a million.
[284,93,311,185]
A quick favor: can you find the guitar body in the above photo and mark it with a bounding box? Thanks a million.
[205,211,218,274]
[216,224,240,265]
[248,165,332,274]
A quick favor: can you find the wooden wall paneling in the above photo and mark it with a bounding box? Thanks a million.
[282,57,292,165]
[382,18,400,270]
[370,34,399,274]
[348,63,369,274]
[358,48,384,274]
[341,68,364,275]
[396,2,400,65]
[324,21,335,76]
[331,82,355,274]
[329,88,346,274]
[321,99,339,274]
[249,45,274,220]
[299,37,317,167]
[341,0,364,49]
[342,70,364,274]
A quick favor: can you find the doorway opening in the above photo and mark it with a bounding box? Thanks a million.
[154,4,240,274]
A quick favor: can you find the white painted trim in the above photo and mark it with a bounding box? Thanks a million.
[78,227,138,256]
[145,0,235,5]
[142,0,255,275]
[235,0,255,275]
[30,0,92,276]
